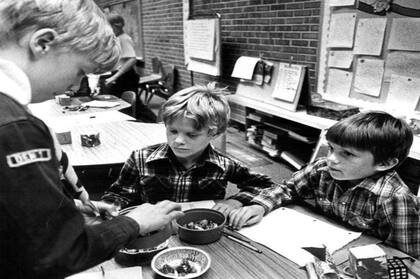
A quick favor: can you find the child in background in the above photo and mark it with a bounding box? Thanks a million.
[228,111,420,258]
[102,83,277,218]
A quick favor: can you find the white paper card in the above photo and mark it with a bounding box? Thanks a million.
[240,207,361,267]
[354,18,387,56]
[387,74,420,111]
[328,50,353,69]
[327,12,357,48]
[353,58,384,97]
[231,56,261,80]
[388,18,420,51]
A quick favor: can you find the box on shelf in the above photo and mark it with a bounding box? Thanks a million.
[307,100,359,121]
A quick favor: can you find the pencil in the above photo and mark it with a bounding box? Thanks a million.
[225,234,263,253]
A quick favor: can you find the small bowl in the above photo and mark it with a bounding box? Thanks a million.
[151,246,211,278]
[176,208,226,244]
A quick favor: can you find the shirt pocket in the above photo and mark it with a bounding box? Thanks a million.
[192,178,227,200]
[139,176,173,203]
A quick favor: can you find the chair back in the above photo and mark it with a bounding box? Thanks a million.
[151,57,163,74]
[160,64,175,94]
[120,90,137,118]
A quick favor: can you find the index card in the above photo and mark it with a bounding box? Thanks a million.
[354,18,387,56]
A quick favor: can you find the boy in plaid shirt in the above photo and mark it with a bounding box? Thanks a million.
[102,83,277,217]
[229,111,420,258]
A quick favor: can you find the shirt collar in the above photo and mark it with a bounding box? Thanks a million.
[145,143,226,171]
[0,58,31,105]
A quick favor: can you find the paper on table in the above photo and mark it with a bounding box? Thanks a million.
[327,12,357,48]
[328,50,353,69]
[386,74,420,111]
[239,207,361,267]
[181,200,215,211]
[45,111,133,129]
[66,266,142,279]
[353,18,387,56]
[353,58,384,97]
[388,18,420,51]
[231,56,261,80]
[82,100,120,108]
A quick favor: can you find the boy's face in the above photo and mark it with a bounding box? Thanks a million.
[166,117,215,165]
[326,142,382,181]
[29,50,95,103]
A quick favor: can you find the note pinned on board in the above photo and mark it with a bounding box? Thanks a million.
[353,18,387,56]
[328,50,353,69]
[353,58,384,97]
[388,18,420,51]
[327,12,357,48]
[231,56,261,80]
[272,63,305,103]
[387,74,420,111]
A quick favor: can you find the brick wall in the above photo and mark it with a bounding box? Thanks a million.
[96,0,321,96]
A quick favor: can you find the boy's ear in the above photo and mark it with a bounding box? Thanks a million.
[375,157,399,172]
[28,28,58,58]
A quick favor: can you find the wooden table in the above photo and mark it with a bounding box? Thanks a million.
[75,205,420,279]
[61,121,166,167]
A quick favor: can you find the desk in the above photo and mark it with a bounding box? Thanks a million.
[74,205,420,279]
[61,121,166,167]
[138,73,162,103]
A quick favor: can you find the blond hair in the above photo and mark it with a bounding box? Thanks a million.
[160,83,231,135]
[0,0,119,73]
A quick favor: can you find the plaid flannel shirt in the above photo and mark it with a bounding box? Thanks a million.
[102,143,276,207]
[233,158,420,258]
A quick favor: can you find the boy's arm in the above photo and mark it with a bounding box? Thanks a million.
[101,151,143,208]
[376,194,420,258]
[228,160,324,214]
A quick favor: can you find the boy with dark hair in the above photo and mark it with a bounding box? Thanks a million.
[228,111,420,258]
[102,83,277,218]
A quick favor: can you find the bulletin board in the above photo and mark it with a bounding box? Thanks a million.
[316,0,420,114]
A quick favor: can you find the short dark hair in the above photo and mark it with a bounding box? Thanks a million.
[107,13,124,27]
[326,111,413,165]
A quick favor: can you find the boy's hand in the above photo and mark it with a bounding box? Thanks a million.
[78,189,100,216]
[228,205,265,230]
[125,200,184,235]
[213,199,243,216]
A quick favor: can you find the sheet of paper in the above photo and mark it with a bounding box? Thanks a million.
[231,56,261,80]
[327,12,357,48]
[272,63,303,103]
[82,100,120,108]
[388,18,420,51]
[45,111,133,129]
[325,69,353,99]
[328,50,353,69]
[354,18,387,56]
[353,58,384,97]
[66,266,142,279]
[386,74,420,111]
[239,207,361,267]
[181,200,215,211]
[329,0,355,7]
[384,51,420,82]
[185,19,215,61]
